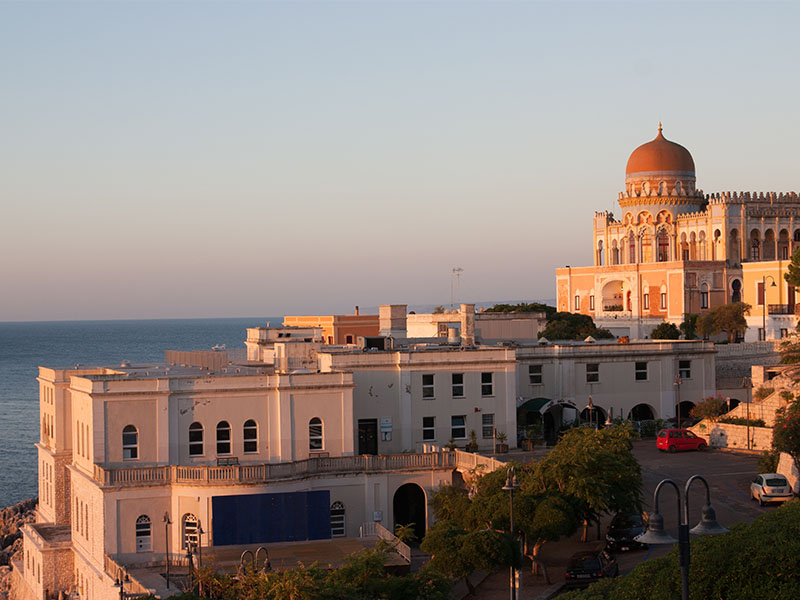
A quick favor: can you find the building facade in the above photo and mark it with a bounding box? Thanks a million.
[556,125,800,339]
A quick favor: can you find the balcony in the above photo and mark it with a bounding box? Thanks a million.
[92,450,505,488]
[767,304,797,315]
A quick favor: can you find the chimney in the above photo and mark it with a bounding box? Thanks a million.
[379,304,407,343]
[355,305,360,316]
[460,303,475,346]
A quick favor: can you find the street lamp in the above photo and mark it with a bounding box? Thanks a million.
[162,512,172,589]
[502,466,521,600]
[674,375,683,427]
[586,396,595,429]
[113,567,130,600]
[762,275,777,341]
[742,376,753,450]
[197,520,204,568]
[635,475,728,600]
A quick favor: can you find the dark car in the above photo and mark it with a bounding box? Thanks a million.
[564,549,619,588]
[605,512,648,552]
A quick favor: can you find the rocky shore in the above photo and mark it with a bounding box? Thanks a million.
[0,498,37,600]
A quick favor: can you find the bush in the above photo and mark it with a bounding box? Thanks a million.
[780,390,795,402]
[558,502,800,600]
[717,417,767,428]
[758,448,781,473]
[650,322,680,340]
[754,387,774,401]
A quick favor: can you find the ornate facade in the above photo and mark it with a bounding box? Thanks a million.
[557,125,800,340]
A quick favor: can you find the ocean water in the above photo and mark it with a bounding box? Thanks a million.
[0,317,278,508]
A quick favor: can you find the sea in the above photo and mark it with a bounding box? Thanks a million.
[0,317,279,508]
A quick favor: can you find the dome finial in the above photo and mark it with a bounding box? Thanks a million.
[658,121,663,135]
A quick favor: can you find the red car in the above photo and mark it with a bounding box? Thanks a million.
[657,429,707,452]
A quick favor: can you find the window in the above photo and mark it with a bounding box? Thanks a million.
[586,363,599,383]
[243,419,258,453]
[182,514,199,550]
[660,293,667,309]
[635,362,648,381]
[437,322,449,337]
[679,360,691,379]
[481,372,493,396]
[135,515,152,552]
[700,284,709,309]
[575,295,581,310]
[643,293,650,310]
[309,417,323,450]
[781,328,789,338]
[422,374,435,399]
[757,281,765,305]
[330,502,346,537]
[451,415,466,440]
[345,334,353,344]
[189,422,204,456]
[529,364,542,385]
[482,414,494,439]
[422,416,435,441]
[589,295,595,310]
[451,373,464,397]
[216,421,231,455]
[122,425,138,460]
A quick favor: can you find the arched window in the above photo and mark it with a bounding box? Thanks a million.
[135,515,152,552]
[657,229,669,262]
[189,422,204,456]
[243,419,258,453]
[309,417,323,451]
[182,513,199,550]
[700,283,709,309]
[216,421,231,455]
[330,501,345,537]
[122,425,138,460]
[628,232,636,263]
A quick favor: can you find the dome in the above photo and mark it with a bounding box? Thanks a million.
[626,124,695,177]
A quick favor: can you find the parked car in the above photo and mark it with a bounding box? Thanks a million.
[564,549,619,588]
[750,473,794,505]
[656,428,707,452]
[605,512,648,552]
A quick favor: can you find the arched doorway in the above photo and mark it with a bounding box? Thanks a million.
[579,406,607,428]
[393,483,426,541]
[731,279,742,303]
[676,401,696,426]
[516,398,548,443]
[628,403,655,421]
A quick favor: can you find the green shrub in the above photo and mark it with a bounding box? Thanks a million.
[758,448,780,473]
[718,417,767,428]
[780,390,795,402]
[754,387,774,401]
[558,502,800,600]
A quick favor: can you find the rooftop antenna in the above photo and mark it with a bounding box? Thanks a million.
[451,267,464,309]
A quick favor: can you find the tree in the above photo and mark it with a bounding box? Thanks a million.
[689,394,728,422]
[485,302,557,320]
[536,426,642,543]
[680,313,698,340]
[420,520,518,595]
[772,397,800,476]
[696,302,751,342]
[540,312,614,341]
[785,247,800,288]
[650,322,680,340]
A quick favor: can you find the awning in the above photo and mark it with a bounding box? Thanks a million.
[517,397,551,413]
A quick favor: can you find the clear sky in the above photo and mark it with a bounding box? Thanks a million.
[2,1,799,321]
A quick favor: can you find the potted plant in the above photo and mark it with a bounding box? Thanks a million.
[465,430,479,452]
[522,426,537,451]
[444,437,457,451]
[495,431,509,454]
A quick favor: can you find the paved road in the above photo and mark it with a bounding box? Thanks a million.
[472,439,773,599]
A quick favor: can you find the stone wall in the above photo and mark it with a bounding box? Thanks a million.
[692,421,773,451]
[778,452,799,493]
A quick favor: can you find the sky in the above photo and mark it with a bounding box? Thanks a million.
[2,1,800,321]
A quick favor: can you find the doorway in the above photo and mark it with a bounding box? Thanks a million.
[358,419,378,455]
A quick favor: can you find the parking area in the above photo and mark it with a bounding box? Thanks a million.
[471,439,773,599]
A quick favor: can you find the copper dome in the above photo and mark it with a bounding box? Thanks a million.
[626,124,695,177]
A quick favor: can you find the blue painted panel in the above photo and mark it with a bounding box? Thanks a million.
[212,490,331,546]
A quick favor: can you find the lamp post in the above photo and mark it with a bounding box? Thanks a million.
[502,467,521,600]
[635,475,728,600]
[113,567,130,600]
[586,396,594,429]
[742,376,753,450]
[762,275,777,341]
[674,375,682,427]
[162,512,172,589]
[197,520,204,568]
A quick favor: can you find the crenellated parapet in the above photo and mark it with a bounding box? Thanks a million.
[618,186,704,201]
[707,191,800,204]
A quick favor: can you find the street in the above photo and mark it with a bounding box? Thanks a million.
[472,440,772,599]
